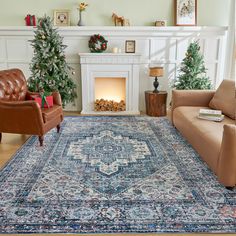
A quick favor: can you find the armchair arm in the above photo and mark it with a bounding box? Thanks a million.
[52,91,62,106]
[0,100,45,135]
[217,124,236,187]
[171,90,215,123]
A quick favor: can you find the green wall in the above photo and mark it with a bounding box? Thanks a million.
[0,0,231,26]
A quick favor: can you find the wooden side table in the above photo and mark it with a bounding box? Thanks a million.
[145,91,167,117]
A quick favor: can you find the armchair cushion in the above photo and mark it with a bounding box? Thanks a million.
[209,80,236,119]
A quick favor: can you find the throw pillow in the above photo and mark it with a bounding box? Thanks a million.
[209,80,236,120]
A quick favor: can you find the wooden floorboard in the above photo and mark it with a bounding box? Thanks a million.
[0,112,234,236]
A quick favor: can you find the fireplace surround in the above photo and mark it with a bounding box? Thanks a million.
[79,53,141,115]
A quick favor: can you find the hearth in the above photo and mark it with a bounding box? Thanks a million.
[79,53,141,115]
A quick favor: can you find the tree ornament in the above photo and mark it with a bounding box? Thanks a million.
[88,34,108,53]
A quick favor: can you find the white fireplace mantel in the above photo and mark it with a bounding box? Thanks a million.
[79,53,141,115]
[79,53,141,64]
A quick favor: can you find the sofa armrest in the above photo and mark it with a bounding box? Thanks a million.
[0,100,45,134]
[171,90,215,124]
[217,124,236,187]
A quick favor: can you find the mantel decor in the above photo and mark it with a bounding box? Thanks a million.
[88,34,108,53]
[53,9,70,26]
[125,40,135,53]
[77,2,88,26]
[175,0,197,26]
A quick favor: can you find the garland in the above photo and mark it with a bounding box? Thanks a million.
[89,34,108,53]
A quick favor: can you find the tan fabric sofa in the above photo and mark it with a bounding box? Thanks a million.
[171,80,236,188]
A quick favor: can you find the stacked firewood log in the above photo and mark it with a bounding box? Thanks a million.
[94,99,126,111]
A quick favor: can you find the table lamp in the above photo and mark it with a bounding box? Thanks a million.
[149,66,164,93]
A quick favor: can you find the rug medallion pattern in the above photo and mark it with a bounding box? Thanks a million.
[0,116,235,233]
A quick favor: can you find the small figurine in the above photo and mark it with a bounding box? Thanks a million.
[112,13,130,26]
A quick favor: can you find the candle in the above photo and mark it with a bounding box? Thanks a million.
[112,47,118,53]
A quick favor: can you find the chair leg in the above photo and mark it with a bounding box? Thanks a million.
[0,133,2,142]
[39,136,44,146]
[56,124,60,133]
[226,186,234,191]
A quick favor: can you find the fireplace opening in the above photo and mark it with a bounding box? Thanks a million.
[94,77,126,112]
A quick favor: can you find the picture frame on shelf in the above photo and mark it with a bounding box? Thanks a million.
[175,0,197,26]
[125,40,136,53]
[53,9,70,26]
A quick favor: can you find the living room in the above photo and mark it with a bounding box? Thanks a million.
[0,0,235,234]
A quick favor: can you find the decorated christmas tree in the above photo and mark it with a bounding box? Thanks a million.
[173,41,212,90]
[28,16,77,106]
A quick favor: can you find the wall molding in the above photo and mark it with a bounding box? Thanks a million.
[0,26,228,111]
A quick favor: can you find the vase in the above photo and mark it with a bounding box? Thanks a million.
[77,11,85,26]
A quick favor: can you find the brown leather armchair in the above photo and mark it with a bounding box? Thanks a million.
[0,68,64,146]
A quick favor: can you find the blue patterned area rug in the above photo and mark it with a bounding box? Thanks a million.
[0,116,236,233]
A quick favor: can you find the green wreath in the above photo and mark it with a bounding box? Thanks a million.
[89,34,108,53]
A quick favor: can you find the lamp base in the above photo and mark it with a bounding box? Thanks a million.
[153,77,159,93]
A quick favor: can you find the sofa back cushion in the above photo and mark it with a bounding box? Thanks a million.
[0,69,27,101]
[209,80,236,120]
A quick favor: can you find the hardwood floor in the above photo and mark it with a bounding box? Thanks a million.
[0,112,234,236]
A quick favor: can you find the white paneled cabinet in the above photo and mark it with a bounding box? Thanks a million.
[0,26,228,112]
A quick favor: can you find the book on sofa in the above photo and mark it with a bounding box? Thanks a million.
[198,108,224,122]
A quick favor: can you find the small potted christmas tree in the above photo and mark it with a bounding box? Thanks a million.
[27,16,77,107]
[173,41,212,90]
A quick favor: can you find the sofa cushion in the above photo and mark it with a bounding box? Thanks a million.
[173,106,235,172]
[41,105,63,123]
[209,80,236,119]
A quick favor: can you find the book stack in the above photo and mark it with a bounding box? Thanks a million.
[198,109,224,122]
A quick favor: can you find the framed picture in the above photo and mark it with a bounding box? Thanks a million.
[175,0,197,26]
[125,40,136,53]
[53,10,70,26]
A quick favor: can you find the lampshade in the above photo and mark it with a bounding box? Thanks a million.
[149,67,164,77]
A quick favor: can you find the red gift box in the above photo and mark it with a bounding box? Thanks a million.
[25,14,36,26]
[33,95,53,108]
